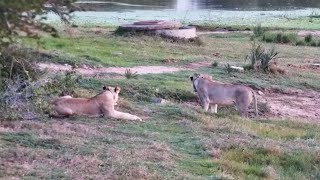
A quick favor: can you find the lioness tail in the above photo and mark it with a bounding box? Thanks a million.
[252,90,258,116]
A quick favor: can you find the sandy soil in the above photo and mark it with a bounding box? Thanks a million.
[264,89,320,123]
[37,63,186,76]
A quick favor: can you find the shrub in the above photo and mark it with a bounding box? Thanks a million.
[296,40,306,46]
[0,46,42,83]
[253,24,266,37]
[262,32,274,43]
[310,40,317,47]
[318,41,320,47]
[245,42,279,72]
[245,42,264,70]
[305,34,313,43]
[261,47,279,71]
[125,69,139,79]
[224,63,233,74]
[275,33,282,43]
[261,32,297,44]
[212,61,219,67]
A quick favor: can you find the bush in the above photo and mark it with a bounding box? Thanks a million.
[261,32,297,44]
[245,42,279,72]
[212,61,219,67]
[245,42,264,70]
[310,40,317,47]
[305,34,313,43]
[262,33,274,43]
[0,46,42,84]
[125,69,139,79]
[253,24,266,37]
[296,40,306,46]
[275,33,282,43]
[318,41,320,47]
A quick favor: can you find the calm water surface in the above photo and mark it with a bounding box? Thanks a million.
[47,0,320,27]
[76,0,320,11]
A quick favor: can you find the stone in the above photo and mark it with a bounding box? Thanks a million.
[152,98,169,105]
[230,66,244,72]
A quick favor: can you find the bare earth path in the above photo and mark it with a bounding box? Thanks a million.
[37,62,320,123]
[37,63,185,76]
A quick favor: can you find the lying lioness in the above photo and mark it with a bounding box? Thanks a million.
[190,73,258,117]
[50,86,142,121]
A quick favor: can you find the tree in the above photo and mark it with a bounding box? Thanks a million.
[0,0,76,50]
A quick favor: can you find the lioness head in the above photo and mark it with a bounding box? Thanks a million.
[103,86,121,105]
[190,73,212,82]
[190,73,213,92]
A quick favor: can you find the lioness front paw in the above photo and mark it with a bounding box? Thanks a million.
[135,116,143,121]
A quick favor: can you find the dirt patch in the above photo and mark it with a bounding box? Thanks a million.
[297,30,320,37]
[287,63,320,73]
[185,61,212,69]
[183,88,320,123]
[37,63,185,77]
[263,88,320,123]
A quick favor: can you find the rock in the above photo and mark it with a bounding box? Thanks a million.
[152,98,169,105]
[230,66,244,72]
[112,52,123,56]
[258,91,264,95]
[311,64,320,68]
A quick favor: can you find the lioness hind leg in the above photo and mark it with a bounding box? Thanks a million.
[51,106,73,118]
[238,104,249,117]
[209,104,218,114]
[104,109,142,121]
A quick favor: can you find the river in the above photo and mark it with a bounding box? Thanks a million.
[46,0,320,29]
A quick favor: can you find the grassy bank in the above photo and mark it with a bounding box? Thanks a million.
[1,27,320,179]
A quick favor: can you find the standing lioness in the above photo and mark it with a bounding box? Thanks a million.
[190,73,258,117]
[50,86,142,121]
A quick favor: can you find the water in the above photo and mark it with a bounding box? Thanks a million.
[47,0,320,28]
[76,0,320,11]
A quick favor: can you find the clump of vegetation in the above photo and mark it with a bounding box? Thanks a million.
[224,63,233,74]
[245,42,279,72]
[253,24,266,37]
[0,46,42,87]
[260,47,279,72]
[296,40,306,46]
[262,32,297,44]
[305,34,313,43]
[33,71,81,115]
[125,69,139,79]
[212,61,219,67]
[310,40,318,47]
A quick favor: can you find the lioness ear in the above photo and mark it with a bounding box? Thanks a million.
[115,86,121,93]
[190,77,193,81]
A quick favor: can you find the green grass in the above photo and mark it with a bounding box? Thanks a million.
[1,27,320,179]
[1,132,64,150]
[219,147,320,179]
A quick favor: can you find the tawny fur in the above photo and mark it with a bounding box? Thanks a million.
[50,86,142,121]
[268,62,287,75]
[190,73,258,117]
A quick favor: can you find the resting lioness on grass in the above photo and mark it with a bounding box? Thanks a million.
[190,73,258,117]
[50,86,142,121]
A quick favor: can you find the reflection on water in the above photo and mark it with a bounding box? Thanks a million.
[76,0,320,11]
[175,0,198,11]
[45,0,320,27]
